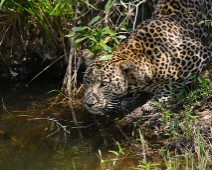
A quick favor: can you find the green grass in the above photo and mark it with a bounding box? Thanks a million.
[1,0,74,52]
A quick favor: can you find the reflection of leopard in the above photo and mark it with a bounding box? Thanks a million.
[83,0,212,115]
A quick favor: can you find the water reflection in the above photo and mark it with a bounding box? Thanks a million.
[0,82,138,170]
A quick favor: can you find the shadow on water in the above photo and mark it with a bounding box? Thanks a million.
[0,79,139,170]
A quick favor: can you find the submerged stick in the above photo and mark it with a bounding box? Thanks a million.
[25,53,67,87]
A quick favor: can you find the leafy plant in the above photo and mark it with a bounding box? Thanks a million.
[97,141,125,170]
[183,105,199,136]
[199,20,212,37]
[1,0,75,51]
[186,76,210,104]
[66,20,127,56]
[137,160,160,170]
[135,130,161,170]
[159,127,212,170]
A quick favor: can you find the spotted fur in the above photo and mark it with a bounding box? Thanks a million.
[83,0,212,114]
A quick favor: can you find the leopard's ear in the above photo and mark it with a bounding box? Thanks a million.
[82,49,94,67]
[119,61,135,74]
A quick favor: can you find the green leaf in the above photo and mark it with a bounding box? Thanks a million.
[104,0,112,13]
[99,42,111,52]
[120,27,127,31]
[74,37,88,43]
[116,142,125,154]
[102,26,114,35]
[208,22,212,37]
[114,38,119,45]
[88,36,98,42]
[65,33,75,37]
[99,54,113,61]
[108,151,119,156]
[72,26,88,31]
[50,4,60,16]
[104,36,111,43]
[199,20,205,25]
[81,0,98,10]
[120,1,127,8]
[117,35,127,39]
[200,4,205,13]
[199,20,210,25]
[88,16,100,26]
[0,0,6,7]
[184,8,188,15]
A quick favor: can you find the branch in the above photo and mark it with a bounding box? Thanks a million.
[29,117,70,137]
[133,0,148,30]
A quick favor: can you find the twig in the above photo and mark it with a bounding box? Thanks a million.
[115,121,131,142]
[25,52,68,87]
[94,1,145,30]
[29,117,70,137]
[79,0,102,18]
[133,0,147,30]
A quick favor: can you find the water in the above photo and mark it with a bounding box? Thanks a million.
[0,81,139,170]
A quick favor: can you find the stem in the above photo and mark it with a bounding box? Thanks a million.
[61,3,83,140]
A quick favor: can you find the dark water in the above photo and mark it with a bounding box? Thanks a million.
[0,81,139,170]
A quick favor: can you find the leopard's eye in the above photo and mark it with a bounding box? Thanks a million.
[100,81,109,87]
[84,78,90,84]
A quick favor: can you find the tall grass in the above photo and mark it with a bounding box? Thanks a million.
[0,0,75,53]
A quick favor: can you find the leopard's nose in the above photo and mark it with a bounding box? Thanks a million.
[84,96,97,108]
[87,103,95,108]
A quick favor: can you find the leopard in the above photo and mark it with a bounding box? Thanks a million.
[83,0,212,115]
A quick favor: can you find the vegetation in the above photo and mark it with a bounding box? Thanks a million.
[1,0,74,52]
[1,0,212,170]
[0,0,149,91]
[96,75,212,169]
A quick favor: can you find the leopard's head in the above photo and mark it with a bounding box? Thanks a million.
[83,59,136,115]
